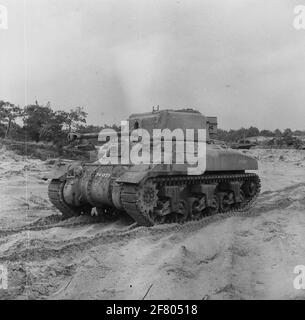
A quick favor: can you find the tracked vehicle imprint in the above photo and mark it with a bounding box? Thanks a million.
[48,109,261,226]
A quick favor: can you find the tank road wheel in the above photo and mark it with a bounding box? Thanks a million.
[232,189,246,210]
[150,198,189,224]
[156,199,184,224]
[172,199,188,224]
[238,189,246,209]
[189,196,206,220]
[243,180,258,198]
[204,195,219,216]
[150,200,169,225]
[219,192,234,213]
[239,189,245,201]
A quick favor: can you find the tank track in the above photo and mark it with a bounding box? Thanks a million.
[121,173,261,226]
[48,179,83,218]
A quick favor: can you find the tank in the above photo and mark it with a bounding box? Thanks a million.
[48,109,261,226]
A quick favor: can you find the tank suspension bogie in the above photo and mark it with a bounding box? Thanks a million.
[121,173,261,226]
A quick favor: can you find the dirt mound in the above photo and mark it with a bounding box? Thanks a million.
[0,148,305,300]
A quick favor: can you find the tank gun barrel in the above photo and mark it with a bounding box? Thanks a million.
[68,130,135,142]
[68,132,123,141]
[68,132,100,141]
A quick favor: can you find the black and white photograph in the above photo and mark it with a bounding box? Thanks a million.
[0,0,305,303]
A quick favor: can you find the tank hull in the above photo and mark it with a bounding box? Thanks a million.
[48,109,261,226]
[48,146,260,226]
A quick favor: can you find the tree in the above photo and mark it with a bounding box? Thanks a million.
[283,128,292,137]
[64,107,88,133]
[22,104,88,142]
[274,129,282,137]
[260,129,274,137]
[23,104,54,141]
[0,101,22,138]
[39,110,70,142]
[246,126,260,138]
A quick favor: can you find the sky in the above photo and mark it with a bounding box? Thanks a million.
[0,0,304,130]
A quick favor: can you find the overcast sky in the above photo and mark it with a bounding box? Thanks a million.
[0,0,304,130]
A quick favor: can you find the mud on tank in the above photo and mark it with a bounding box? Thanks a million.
[48,108,261,226]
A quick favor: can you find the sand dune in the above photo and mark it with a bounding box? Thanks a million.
[0,146,304,300]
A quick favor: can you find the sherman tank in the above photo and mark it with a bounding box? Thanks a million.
[48,108,261,226]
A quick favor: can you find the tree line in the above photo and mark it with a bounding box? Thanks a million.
[217,127,305,142]
[0,100,94,144]
[0,100,304,145]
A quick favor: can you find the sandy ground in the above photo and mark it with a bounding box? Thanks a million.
[0,146,305,300]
